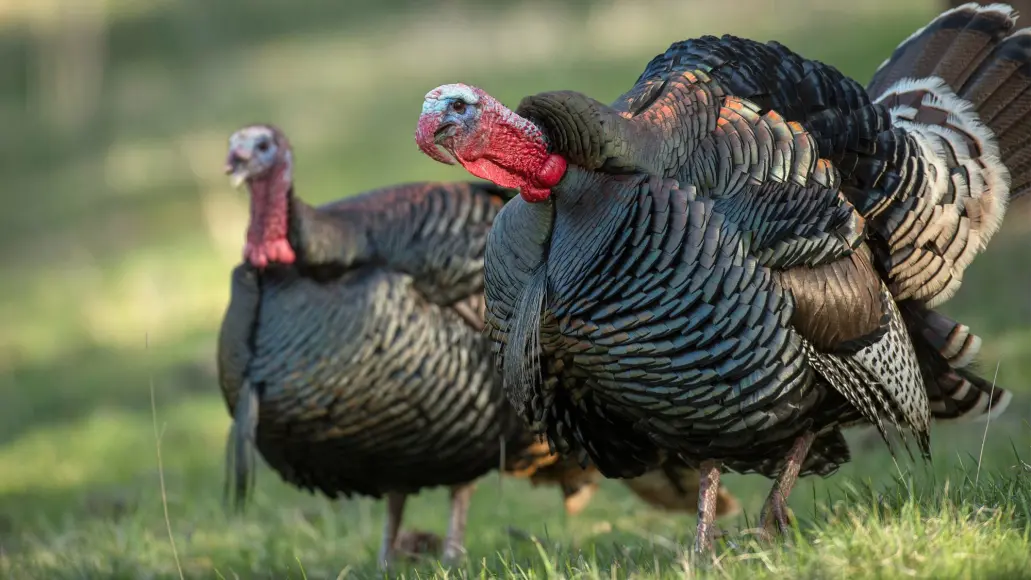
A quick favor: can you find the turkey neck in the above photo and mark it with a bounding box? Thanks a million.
[246,164,292,256]
[286,197,373,272]
[517,92,663,175]
[515,89,709,179]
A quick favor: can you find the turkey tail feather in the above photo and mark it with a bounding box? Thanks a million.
[962,28,1031,197]
[870,2,1031,201]
[899,301,1013,422]
[868,3,1019,98]
[224,380,260,512]
[854,3,1021,425]
[855,3,1031,310]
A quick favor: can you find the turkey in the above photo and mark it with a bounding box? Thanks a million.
[216,124,740,568]
[414,3,1024,552]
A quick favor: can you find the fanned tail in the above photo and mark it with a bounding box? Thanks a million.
[860,3,1031,306]
[868,4,1020,102]
[852,3,1023,423]
[223,380,260,512]
[899,301,1013,421]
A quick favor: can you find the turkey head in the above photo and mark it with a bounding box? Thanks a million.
[225,124,297,268]
[416,83,666,203]
[415,84,567,203]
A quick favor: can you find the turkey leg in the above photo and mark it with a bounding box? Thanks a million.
[693,459,723,554]
[758,432,815,540]
[442,483,474,564]
[377,492,407,570]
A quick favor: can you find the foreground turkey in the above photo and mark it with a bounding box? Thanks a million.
[216,124,739,568]
[415,3,1023,552]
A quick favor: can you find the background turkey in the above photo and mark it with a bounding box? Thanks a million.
[415,3,1023,552]
[217,124,739,568]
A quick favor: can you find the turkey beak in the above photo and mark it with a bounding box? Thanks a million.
[416,113,457,166]
[224,152,249,190]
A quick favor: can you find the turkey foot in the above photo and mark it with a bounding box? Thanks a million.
[442,483,474,565]
[757,432,815,542]
[693,459,723,554]
[377,492,408,570]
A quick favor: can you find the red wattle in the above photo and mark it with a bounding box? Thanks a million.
[244,164,295,268]
[536,154,567,188]
[518,154,567,203]
[520,186,552,203]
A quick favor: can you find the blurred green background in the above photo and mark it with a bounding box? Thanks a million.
[0,0,1029,577]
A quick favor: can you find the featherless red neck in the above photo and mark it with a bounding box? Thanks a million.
[244,160,296,268]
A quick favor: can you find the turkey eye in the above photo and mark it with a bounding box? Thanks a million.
[451,100,467,114]
[256,140,270,153]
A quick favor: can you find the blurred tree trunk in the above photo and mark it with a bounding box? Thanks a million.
[29,0,108,137]
[947,0,1031,17]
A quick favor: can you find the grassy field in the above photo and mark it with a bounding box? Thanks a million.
[1,0,1030,577]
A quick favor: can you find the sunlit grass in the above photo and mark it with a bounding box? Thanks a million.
[0,335,1028,579]
[0,409,1029,579]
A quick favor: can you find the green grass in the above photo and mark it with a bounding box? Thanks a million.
[1,401,1030,579]
[1,0,1031,577]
